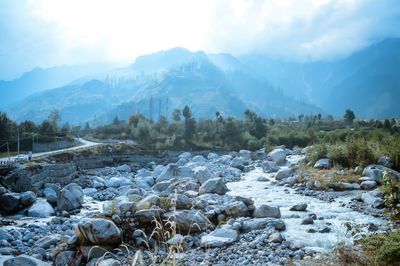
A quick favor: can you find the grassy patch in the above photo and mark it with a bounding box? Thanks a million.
[360,230,400,265]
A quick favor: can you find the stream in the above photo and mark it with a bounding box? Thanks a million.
[227,155,388,252]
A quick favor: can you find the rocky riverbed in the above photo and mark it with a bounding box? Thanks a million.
[0,147,395,265]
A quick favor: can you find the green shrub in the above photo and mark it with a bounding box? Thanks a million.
[361,230,400,265]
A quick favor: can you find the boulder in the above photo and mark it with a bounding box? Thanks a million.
[231,157,245,170]
[290,203,308,211]
[35,234,62,249]
[239,150,251,160]
[314,159,330,169]
[225,201,249,217]
[253,204,281,218]
[200,226,239,247]
[360,181,377,190]
[199,178,229,195]
[262,161,279,173]
[55,251,78,266]
[21,191,36,206]
[275,167,291,180]
[168,194,192,209]
[137,195,160,210]
[175,158,188,166]
[329,182,360,191]
[105,177,132,188]
[362,165,384,183]
[136,168,152,177]
[3,255,51,266]
[97,259,121,266]
[193,166,213,184]
[179,152,192,160]
[0,186,6,196]
[157,164,178,182]
[267,148,286,165]
[134,208,165,223]
[57,183,84,212]
[301,216,314,225]
[190,155,207,164]
[269,232,283,243]
[207,153,219,160]
[0,192,21,214]
[378,155,394,168]
[102,196,137,216]
[27,198,55,218]
[116,164,131,172]
[83,188,97,195]
[241,218,286,232]
[251,149,266,160]
[43,188,57,206]
[163,210,214,233]
[77,218,121,245]
[361,193,385,208]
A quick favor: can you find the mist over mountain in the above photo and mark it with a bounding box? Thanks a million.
[1,39,400,124]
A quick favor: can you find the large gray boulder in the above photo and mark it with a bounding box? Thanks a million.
[314,159,331,169]
[225,201,249,217]
[253,204,281,218]
[267,148,286,165]
[43,188,57,206]
[4,255,51,266]
[361,193,384,208]
[275,167,291,180]
[134,208,165,223]
[262,161,279,173]
[193,166,213,184]
[290,203,308,211]
[157,164,178,182]
[360,181,377,190]
[27,198,55,218]
[57,183,83,212]
[199,178,229,195]
[77,218,121,245]
[241,218,286,232]
[136,194,160,210]
[21,191,36,206]
[362,165,384,183]
[378,155,394,168]
[102,196,137,216]
[200,226,239,247]
[168,194,192,209]
[239,150,251,160]
[0,192,21,214]
[163,210,214,233]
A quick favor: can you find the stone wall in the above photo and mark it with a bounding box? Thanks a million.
[33,140,79,152]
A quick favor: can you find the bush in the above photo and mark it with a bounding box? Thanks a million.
[361,230,400,265]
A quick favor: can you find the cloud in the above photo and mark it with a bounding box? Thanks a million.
[0,0,399,79]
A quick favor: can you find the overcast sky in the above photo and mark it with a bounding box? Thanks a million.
[1,0,400,80]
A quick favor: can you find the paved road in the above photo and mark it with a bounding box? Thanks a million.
[0,138,101,163]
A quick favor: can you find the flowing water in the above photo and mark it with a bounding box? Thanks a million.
[227,155,388,252]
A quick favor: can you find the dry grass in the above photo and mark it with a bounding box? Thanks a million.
[298,163,361,190]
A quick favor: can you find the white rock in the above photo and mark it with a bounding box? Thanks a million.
[267,148,287,165]
[199,178,229,195]
[200,226,239,247]
[193,166,213,184]
[253,204,281,218]
[314,159,330,169]
[57,183,83,212]
[27,198,54,218]
[275,167,291,180]
[116,164,131,172]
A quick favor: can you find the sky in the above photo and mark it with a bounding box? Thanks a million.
[0,0,400,80]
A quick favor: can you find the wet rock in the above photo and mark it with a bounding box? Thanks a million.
[269,233,283,243]
[134,208,165,223]
[3,255,51,266]
[21,191,36,206]
[290,203,308,211]
[27,198,54,218]
[314,159,330,169]
[199,178,229,195]
[77,218,121,245]
[163,210,214,233]
[253,204,281,218]
[225,201,248,217]
[116,164,131,172]
[57,183,83,212]
[275,167,291,180]
[200,226,239,247]
[360,181,377,190]
[319,227,331,233]
[361,192,385,208]
[301,216,314,225]
[267,148,287,165]
[55,251,78,266]
[43,188,57,206]
[0,192,21,214]
[378,155,393,168]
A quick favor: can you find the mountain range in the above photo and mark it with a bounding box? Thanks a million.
[1,38,399,125]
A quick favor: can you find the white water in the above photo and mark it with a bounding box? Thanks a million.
[227,155,388,252]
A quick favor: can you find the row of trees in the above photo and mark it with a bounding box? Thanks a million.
[85,107,400,152]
